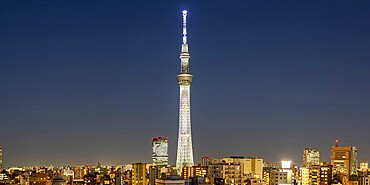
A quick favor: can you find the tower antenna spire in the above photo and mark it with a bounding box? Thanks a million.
[182,10,187,44]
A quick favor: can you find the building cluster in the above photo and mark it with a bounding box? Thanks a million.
[261,140,368,185]
[147,139,368,185]
[0,139,369,185]
[127,156,263,185]
[0,163,125,185]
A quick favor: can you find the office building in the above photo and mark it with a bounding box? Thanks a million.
[330,140,358,176]
[152,137,169,165]
[303,148,320,168]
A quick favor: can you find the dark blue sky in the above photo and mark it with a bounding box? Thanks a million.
[1,1,370,167]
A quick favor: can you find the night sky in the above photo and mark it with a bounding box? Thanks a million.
[1,1,370,167]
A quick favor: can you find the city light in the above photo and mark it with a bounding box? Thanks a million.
[281,160,292,169]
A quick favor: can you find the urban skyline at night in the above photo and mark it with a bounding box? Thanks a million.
[1,0,370,169]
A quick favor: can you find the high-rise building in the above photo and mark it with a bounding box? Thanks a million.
[152,137,168,165]
[303,148,320,168]
[176,10,194,171]
[132,163,147,185]
[330,140,358,176]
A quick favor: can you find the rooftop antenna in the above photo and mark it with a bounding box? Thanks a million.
[182,10,187,44]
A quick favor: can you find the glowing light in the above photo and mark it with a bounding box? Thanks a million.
[281,161,292,168]
[176,85,194,170]
[182,10,187,44]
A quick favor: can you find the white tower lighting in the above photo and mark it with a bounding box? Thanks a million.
[176,10,194,172]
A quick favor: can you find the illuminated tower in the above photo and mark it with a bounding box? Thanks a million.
[176,10,194,171]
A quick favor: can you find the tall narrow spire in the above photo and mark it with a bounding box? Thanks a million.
[176,9,194,173]
[182,10,187,44]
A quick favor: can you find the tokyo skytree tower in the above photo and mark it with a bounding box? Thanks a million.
[176,10,194,171]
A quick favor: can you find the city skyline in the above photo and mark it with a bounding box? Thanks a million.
[1,1,370,166]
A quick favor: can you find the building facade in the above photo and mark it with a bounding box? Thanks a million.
[212,157,263,179]
[303,148,320,168]
[301,167,310,185]
[29,173,51,185]
[152,137,169,165]
[269,170,287,185]
[132,163,147,185]
[181,165,207,179]
[310,165,320,185]
[330,141,358,177]
[360,161,369,172]
[202,156,212,167]
[208,163,243,185]
[319,162,333,185]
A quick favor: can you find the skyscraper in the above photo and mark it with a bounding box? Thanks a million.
[176,10,194,171]
[330,140,358,176]
[152,137,168,165]
[303,148,320,168]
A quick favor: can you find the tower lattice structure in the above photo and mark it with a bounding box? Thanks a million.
[176,10,194,171]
